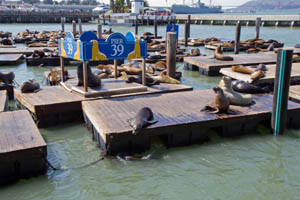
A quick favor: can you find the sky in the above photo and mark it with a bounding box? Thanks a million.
[99,0,250,7]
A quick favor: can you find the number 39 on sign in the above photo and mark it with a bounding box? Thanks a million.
[111,38,125,57]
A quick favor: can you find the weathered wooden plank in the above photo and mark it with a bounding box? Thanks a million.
[82,89,300,155]
[0,47,56,55]
[0,54,23,65]
[0,110,47,184]
[0,90,8,112]
[184,52,277,76]
[220,63,300,86]
[289,85,300,103]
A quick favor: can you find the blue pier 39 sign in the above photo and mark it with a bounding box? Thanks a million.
[166,25,179,39]
[59,31,147,61]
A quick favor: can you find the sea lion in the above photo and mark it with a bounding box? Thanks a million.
[267,43,275,51]
[294,44,300,49]
[151,72,180,84]
[231,65,254,74]
[120,72,159,86]
[0,72,15,84]
[21,79,40,93]
[255,64,268,72]
[201,86,233,114]
[293,54,300,62]
[218,76,253,106]
[77,63,101,87]
[232,80,270,94]
[214,45,234,61]
[250,70,265,81]
[155,61,167,69]
[128,107,158,135]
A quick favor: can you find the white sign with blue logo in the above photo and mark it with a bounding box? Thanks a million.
[166,25,179,40]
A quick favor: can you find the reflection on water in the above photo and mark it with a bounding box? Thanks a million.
[0,24,299,200]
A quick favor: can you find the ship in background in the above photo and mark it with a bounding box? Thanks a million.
[172,0,222,14]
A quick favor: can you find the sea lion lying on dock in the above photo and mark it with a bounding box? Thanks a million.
[231,65,254,74]
[0,72,15,84]
[120,72,159,86]
[21,79,40,93]
[77,63,101,87]
[218,76,253,106]
[232,80,270,94]
[128,107,158,135]
[152,71,180,84]
[250,70,265,81]
[267,43,275,51]
[201,86,234,114]
[214,45,234,61]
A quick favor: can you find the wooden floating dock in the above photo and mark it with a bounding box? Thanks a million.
[82,90,300,155]
[220,63,300,87]
[0,90,8,112]
[15,81,192,128]
[184,52,277,76]
[0,110,47,184]
[0,54,23,65]
[0,47,56,56]
[289,85,300,103]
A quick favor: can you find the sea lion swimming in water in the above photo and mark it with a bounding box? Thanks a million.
[21,79,40,93]
[218,76,253,106]
[214,45,234,61]
[201,86,234,114]
[0,72,15,84]
[232,80,270,94]
[128,107,158,135]
[77,63,101,87]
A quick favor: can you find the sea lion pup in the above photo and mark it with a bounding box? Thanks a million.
[232,80,270,94]
[201,86,234,114]
[128,107,158,135]
[77,63,101,87]
[0,72,15,84]
[214,45,234,61]
[21,79,40,93]
[218,76,253,106]
[120,72,159,86]
[231,65,254,74]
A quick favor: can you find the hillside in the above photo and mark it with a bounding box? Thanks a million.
[235,0,300,12]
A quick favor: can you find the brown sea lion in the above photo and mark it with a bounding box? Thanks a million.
[155,61,167,69]
[201,86,234,114]
[231,65,253,74]
[151,72,180,84]
[218,76,253,106]
[214,45,234,61]
[250,70,265,81]
[21,79,40,93]
[293,54,300,62]
[120,72,159,86]
[0,72,15,84]
[128,107,158,135]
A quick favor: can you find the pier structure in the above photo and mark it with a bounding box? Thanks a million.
[175,15,300,27]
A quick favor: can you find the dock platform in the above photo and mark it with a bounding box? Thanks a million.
[0,83,14,100]
[0,47,56,56]
[184,52,277,76]
[0,54,23,65]
[15,81,193,128]
[289,85,300,103]
[220,63,300,87]
[0,110,47,184]
[82,90,300,155]
[0,90,8,112]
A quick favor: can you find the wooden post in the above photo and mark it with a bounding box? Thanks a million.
[78,18,82,35]
[60,56,65,82]
[135,15,138,35]
[271,49,293,135]
[97,24,102,39]
[147,15,150,26]
[167,32,176,78]
[255,17,261,39]
[234,21,241,54]
[142,58,146,86]
[103,14,105,25]
[141,14,144,25]
[72,20,76,35]
[114,60,118,79]
[97,17,100,24]
[61,17,64,32]
[154,15,157,38]
[184,21,188,47]
[83,61,88,92]
[187,15,191,38]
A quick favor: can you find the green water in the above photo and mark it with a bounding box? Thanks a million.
[0,23,300,200]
